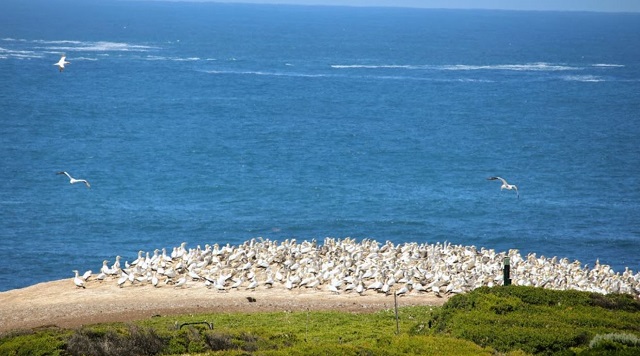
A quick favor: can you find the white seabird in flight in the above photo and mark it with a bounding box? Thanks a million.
[57,171,91,188]
[487,176,519,198]
[54,54,70,72]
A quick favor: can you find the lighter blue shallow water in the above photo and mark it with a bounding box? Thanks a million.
[1,1,639,292]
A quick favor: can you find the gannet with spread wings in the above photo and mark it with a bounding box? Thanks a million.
[487,176,518,198]
[54,54,70,72]
[57,171,91,188]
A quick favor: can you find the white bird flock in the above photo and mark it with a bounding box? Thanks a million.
[74,238,640,298]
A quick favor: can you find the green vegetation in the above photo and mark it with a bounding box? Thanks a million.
[1,286,639,355]
[427,286,640,355]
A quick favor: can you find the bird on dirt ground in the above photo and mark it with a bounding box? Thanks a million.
[73,270,86,289]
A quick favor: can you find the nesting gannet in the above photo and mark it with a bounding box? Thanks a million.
[487,176,519,198]
[395,284,410,296]
[431,285,442,297]
[246,278,258,290]
[54,54,70,72]
[174,276,187,288]
[57,171,91,188]
[328,284,340,294]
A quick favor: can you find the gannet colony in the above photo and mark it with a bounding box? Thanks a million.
[76,238,640,298]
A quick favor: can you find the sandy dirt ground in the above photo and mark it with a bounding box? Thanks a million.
[0,279,448,333]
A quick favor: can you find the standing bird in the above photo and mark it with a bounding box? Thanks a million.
[54,54,70,72]
[73,270,86,289]
[57,171,91,188]
[487,176,519,198]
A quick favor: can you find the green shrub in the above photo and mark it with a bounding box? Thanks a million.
[237,331,260,351]
[0,330,65,356]
[204,331,235,351]
[589,293,640,312]
[175,326,210,353]
[589,332,640,350]
[65,324,165,356]
[431,286,640,354]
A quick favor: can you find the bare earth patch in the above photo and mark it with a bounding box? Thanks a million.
[0,279,448,332]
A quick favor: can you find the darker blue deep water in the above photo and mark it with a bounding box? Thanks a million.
[1,1,639,291]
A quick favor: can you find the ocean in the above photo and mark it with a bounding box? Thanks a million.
[1,0,639,292]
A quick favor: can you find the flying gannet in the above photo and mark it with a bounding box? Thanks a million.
[487,176,519,198]
[54,54,70,72]
[57,171,91,188]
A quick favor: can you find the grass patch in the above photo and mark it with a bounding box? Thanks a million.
[1,286,639,355]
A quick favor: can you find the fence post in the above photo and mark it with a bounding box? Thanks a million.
[394,291,399,334]
[503,256,511,286]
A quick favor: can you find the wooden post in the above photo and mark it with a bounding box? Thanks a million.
[394,291,399,334]
[503,256,511,286]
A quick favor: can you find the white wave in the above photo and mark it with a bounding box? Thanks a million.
[4,38,156,52]
[0,47,43,59]
[454,78,495,83]
[592,63,624,68]
[332,62,578,72]
[144,55,200,61]
[201,69,493,83]
[561,75,605,82]
[331,64,423,69]
[363,74,492,82]
[73,57,98,61]
[441,62,576,71]
[0,47,33,54]
[202,69,330,78]
[33,39,83,45]
[37,40,157,52]
[174,57,200,61]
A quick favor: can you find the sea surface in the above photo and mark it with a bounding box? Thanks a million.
[1,0,639,292]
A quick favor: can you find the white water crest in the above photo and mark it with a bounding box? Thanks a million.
[202,69,334,78]
[0,46,42,59]
[592,63,624,68]
[441,62,577,71]
[145,55,201,61]
[331,62,581,72]
[561,75,606,82]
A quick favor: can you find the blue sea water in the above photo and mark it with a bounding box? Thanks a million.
[1,0,639,292]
